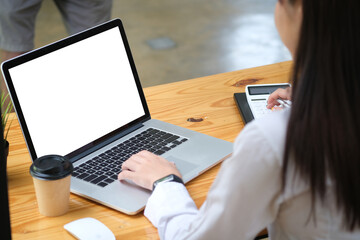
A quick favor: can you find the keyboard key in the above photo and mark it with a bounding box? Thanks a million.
[83,165,91,170]
[172,140,182,145]
[161,146,171,151]
[148,148,157,153]
[101,155,110,160]
[110,155,122,160]
[141,140,150,144]
[91,175,107,184]
[104,178,115,184]
[161,133,174,140]
[84,174,98,182]
[154,150,165,155]
[165,136,179,143]
[79,163,87,168]
[157,142,167,146]
[76,173,89,179]
[109,174,119,180]
[148,128,159,134]
[113,160,121,165]
[97,182,108,187]
[93,166,101,170]
[157,131,166,136]
[111,167,121,172]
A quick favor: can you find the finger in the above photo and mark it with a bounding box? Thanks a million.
[118,169,136,181]
[277,89,290,99]
[267,88,289,108]
[267,99,281,108]
[266,100,279,109]
[122,151,149,168]
[276,88,288,98]
[269,89,284,101]
[121,158,140,171]
[267,91,281,108]
[285,87,292,98]
[136,150,165,164]
[137,150,157,158]
[271,106,283,111]
[118,169,151,190]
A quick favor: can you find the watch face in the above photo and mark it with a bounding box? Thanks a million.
[157,175,173,184]
[163,175,174,181]
[154,174,174,189]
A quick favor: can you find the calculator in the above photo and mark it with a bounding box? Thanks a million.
[245,83,291,119]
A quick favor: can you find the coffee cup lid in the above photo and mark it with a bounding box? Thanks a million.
[30,155,73,180]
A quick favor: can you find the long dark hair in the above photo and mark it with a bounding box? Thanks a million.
[282,0,360,231]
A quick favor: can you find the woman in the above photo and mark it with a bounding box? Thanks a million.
[118,0,360,239]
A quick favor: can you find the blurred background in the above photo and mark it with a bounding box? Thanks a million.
[30,0,291,87]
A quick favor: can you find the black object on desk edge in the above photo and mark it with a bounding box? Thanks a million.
[233,93,254,124]
[0,107,12,239]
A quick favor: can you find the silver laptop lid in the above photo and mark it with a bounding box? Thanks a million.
[1,19,151,162]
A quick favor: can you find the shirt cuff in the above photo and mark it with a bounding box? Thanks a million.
[144,181,198,228]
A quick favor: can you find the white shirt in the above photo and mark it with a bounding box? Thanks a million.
[144,110,360,240]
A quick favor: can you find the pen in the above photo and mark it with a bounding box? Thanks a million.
[276,99,292,109]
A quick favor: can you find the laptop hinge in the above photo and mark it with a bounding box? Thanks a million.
[69,122,145,162]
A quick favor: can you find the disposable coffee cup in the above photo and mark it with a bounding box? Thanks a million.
[30,154,73,217]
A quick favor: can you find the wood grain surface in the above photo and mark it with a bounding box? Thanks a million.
[6,61,292,239]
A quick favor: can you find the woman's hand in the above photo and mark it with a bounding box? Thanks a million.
[118,150,182,191]
[266,87,292,109]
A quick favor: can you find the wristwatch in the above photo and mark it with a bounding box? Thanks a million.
[152,174,184,191]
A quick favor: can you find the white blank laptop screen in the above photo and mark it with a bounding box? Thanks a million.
[8,27,145,157]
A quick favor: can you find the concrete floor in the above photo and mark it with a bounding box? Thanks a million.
[33,0,290,87]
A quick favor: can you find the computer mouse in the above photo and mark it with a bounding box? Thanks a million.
[64,217,115,240]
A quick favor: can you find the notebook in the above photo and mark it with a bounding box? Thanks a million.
[1,19,233,215]
[233,92,254,124]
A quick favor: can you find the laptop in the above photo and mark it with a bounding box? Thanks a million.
[1,19,233,215]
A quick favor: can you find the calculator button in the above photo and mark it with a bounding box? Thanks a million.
[251,100,272,119]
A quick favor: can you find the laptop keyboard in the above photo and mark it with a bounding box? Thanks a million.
[71,128,188,187]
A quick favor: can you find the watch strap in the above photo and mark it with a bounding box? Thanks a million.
[152,174,184,191]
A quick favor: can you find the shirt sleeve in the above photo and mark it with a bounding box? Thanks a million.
[144,121,284,240]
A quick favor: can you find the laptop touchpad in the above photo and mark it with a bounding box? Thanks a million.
[167,156,198,176]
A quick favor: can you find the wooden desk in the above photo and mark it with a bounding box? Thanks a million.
[7,61,292,239]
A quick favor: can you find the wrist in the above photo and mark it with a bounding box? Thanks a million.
[152,174,184,191]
